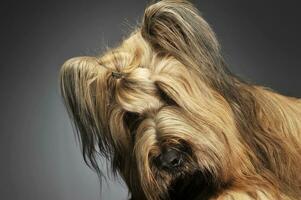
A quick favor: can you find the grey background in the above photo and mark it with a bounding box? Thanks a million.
[1,0,300,200]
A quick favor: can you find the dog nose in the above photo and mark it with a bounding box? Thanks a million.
[158,149,183,169]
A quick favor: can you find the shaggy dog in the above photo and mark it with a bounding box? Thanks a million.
[59,1,301,199]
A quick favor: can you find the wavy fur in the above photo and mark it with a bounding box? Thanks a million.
[59,1,301,199]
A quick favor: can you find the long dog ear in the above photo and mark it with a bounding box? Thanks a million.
[141,0,221,75]
[141,0,240,107]
[59,56,107,174]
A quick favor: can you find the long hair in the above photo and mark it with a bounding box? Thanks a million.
[59,1,301,199]
[141,1,301,198]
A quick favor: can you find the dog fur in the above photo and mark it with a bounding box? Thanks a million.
[59,1,301,199]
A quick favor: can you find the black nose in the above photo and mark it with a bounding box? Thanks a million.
[157,149,183,169]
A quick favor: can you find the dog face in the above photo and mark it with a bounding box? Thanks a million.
[98,40,243,200]
[59,1,301,200]
[60,41,242,200]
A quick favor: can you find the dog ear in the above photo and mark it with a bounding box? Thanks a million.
[141,0,221,75]
[142,0,240,107]
[59,56,107,174]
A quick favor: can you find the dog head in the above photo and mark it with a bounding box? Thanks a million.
[59,1,254,199]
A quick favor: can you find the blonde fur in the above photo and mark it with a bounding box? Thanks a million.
[59,1,301,199]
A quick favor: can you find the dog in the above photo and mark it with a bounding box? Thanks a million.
[59,0,301,199]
